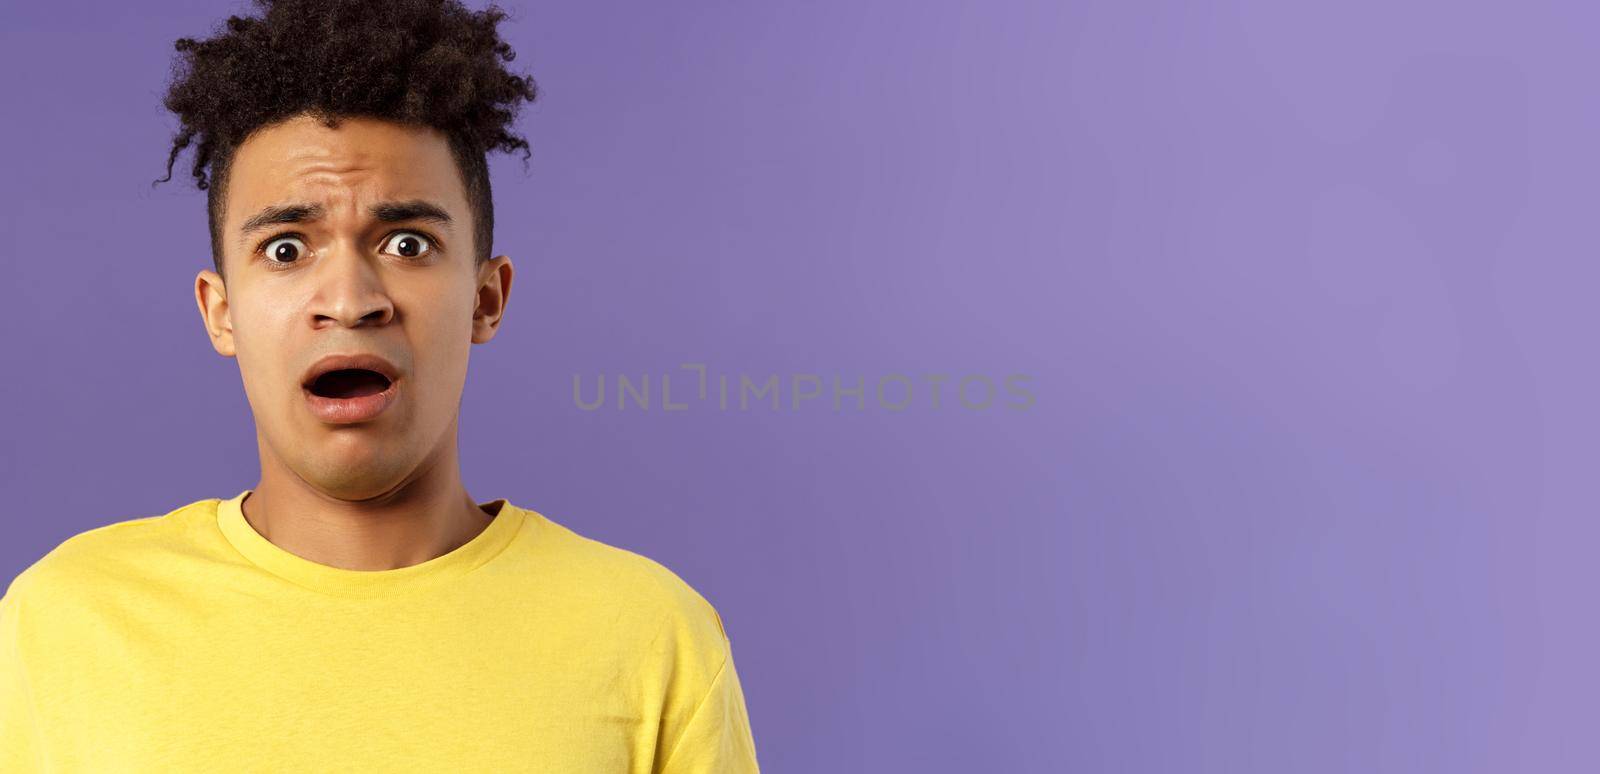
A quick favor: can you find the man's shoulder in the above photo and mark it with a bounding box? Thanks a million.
[525,510,731,643]
[2,497,221,606]
[526,516,748,767]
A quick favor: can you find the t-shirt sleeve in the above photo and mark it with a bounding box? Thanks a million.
[654,643,760,774]
[1,581,44,771]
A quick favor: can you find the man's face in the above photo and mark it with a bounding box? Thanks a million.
[194,113,513,500]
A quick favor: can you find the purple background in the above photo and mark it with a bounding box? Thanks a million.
[0,1,1588,771]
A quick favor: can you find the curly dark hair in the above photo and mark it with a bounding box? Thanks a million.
[154,0,538,273]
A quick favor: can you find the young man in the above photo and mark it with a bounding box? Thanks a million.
[0,1,759,771]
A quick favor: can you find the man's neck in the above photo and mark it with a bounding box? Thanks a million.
[242,437,494,572]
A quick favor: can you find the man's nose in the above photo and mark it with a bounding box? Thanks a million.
[308,241,395,329]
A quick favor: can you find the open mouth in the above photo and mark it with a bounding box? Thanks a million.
[299,354,402,424]
[305,368,394,399]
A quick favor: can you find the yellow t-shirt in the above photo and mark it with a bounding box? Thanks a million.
[0,490,760,772]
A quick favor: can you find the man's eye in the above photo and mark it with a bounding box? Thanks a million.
[381,232,433,259]
[263,236,308,264]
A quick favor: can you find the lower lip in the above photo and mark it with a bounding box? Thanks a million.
[303,379,399,425]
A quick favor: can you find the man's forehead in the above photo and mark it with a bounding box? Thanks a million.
[225,115,466,228]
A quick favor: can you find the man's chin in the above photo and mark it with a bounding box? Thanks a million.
[294,469,415,503]
[283,445,420,502]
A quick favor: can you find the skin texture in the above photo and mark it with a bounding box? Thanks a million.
[194,112,515,571]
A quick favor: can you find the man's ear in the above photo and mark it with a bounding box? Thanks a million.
[471,255,514,344]
[195,269,237,357]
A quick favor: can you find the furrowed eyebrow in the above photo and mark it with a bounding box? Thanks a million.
[239,203,325,239]
[370,200,453,226]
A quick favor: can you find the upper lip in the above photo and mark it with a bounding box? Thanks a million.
[300,353,402,390]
